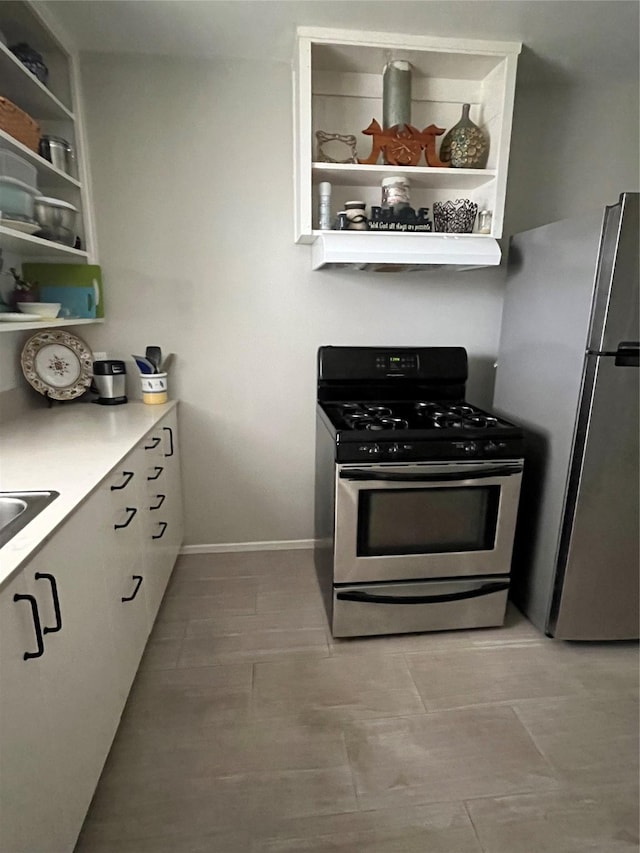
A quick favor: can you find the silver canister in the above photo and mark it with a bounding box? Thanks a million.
[92,360,127,405]
[38,136,75,176]
[382,60,412,131]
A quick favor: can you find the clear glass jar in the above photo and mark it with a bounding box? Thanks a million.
[478,209,493,234]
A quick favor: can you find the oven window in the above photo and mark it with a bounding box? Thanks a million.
[357,486,500,556]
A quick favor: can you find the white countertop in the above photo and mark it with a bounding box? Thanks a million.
[0,400,179,587]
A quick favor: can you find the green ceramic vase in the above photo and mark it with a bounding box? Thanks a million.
[440,103,489,169]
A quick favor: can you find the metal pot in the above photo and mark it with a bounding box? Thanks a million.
[38,136,75,176]
[34,196,77,246]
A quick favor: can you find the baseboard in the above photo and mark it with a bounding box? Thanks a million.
[180,539,316,555]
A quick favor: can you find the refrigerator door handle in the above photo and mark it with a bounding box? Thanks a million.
[615,341,639,367]
[588,341,639,366]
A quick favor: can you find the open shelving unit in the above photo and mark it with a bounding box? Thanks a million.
[0,0,99,324]
[294,27,521,269]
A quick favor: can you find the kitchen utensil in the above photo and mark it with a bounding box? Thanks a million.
[145,345,162,372]
[33,196,78,246]
[0,217,39,234]
[160,352,174,373]
[0,177,38,220]
[0,312,43,322]
[38,136,75,176]
[23,264,104,319]
[10,43,49,84]
[0,149,38,187]
[92,359,127,405]
[17,302,61,318]
[140,372,168,405]
[132,355,155,374]
[40,286,96,319]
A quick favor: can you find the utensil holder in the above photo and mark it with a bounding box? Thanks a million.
[140,372,168,405]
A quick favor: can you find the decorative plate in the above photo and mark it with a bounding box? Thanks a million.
[21,330,93,400]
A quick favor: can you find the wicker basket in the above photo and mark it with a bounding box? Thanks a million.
[0,97,40,152]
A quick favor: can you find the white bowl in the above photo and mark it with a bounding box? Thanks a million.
[17,302,61,318]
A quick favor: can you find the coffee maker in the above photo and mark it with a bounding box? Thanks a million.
[92,360,127,405]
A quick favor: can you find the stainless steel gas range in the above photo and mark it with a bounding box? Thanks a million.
[314,346,524,638]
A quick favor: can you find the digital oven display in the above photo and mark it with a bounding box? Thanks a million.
[375,353,419,373]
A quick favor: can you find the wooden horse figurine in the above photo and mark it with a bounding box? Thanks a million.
[407,124,450,167]
[358,119,402,165]
[359,119,451,167]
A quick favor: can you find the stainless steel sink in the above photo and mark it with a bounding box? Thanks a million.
[0,491,60,548]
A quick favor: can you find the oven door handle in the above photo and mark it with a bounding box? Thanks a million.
[336,582,509,605]
[339,467,523,482]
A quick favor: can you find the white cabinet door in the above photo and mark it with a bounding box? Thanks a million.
[0,496,120,853]
[159,410,184,563]
[0,572,73,853]
[102,449,150,701]
[28,496,121,844]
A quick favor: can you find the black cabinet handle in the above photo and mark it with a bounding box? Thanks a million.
[13,594,45,660]
[114,507,137,529]
[110,471,134,491]
[150,494,166,510]
[121,575,143,602]
[152,521,168,540]
[147,466,164,481]
[34,572,63,634]
[145,436,161,450]
[162,426,174,457]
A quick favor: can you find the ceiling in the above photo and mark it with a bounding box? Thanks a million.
[42,0,639,86]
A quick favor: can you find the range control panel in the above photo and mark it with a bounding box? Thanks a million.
[375,353,419,374]
[337,438,524,463]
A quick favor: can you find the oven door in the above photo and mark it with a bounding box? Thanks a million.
[333,460,523,583]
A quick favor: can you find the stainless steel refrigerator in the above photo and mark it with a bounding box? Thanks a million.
[493,191,639,640]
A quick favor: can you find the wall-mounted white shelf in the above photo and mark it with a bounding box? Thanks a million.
[312,163,498,190]
[0,40,73,120]
[294,27,521,268]
[0,129,80,189]
[0,0,97,268]
[0,317,104,333]
[0,225,88,259]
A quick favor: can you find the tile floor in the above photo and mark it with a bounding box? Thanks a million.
[75,550,640,853]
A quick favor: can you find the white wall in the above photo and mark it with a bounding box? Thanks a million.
[76,53,508,547]
[3,42,637,547]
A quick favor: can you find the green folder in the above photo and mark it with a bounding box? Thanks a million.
[21,264,104,319]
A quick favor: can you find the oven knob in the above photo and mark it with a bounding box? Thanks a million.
[484,441,498,455]
[463,441,478,455]
[389,443,401,455]
[367,444,381,456]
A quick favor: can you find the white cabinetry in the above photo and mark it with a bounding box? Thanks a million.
[140,408,184,624]
[0,408,183,853]
[294,27,521,269]
[102,449,150,700]
[0,495,120,853]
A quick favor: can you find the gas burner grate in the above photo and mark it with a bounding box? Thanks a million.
[433,414,465,429]
[375,417,409,430]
